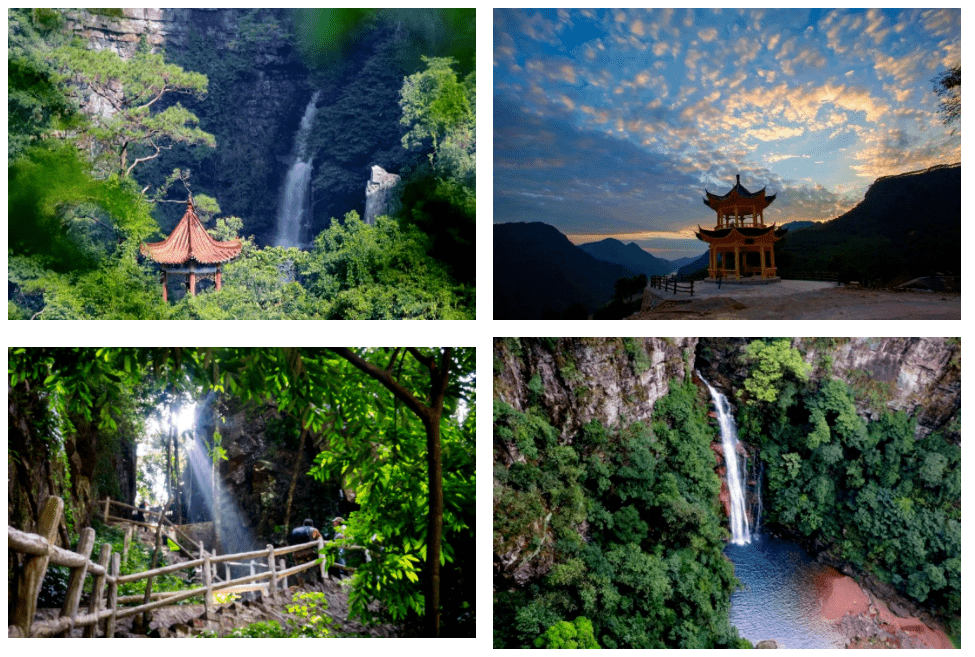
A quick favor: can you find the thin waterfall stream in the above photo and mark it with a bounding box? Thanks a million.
[274,91,321,248]
[698,371,847,647]
[698,371,751,545]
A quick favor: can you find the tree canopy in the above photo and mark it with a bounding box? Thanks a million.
[8,9,475,319]
[8,347,476,637]
[52,45,214,181]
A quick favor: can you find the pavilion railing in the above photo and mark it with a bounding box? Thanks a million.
[650,275,695,296]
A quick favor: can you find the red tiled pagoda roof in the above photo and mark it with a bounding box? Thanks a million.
[141,199,242,265]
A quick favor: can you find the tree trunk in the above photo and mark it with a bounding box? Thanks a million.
[283,425,309,534]
[327,347,452,637]
[422,412,443,637]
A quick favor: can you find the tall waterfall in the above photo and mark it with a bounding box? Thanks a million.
[274,91,320,247]
[699,371,752,545]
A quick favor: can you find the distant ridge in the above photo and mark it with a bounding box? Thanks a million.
[777,163,960,282]
[577,238,675,277]
[494,222,634,319]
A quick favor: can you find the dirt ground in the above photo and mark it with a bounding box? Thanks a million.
[630,286,960,320]
[815,566,953,649]
[38,576,398,637]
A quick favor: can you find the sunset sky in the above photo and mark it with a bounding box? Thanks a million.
[494,8,960,260]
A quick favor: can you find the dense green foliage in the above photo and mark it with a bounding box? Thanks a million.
[737,340,961,632]
[8,9,475,319]
[740,339,812,404]
[494,363,745,649]
[535,616,601,648]
[165,212,473,320]
[9,348,474,637]
[199,592,334,637]
[50,44,213,179]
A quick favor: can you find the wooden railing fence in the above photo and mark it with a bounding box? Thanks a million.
[650,275,695,296]
[8,496,327,638]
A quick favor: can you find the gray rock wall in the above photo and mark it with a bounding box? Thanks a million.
[363,165,401,225]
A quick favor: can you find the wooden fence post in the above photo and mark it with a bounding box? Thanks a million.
[317,535,326,581]
[203,551,213,620]
[224,561,230,583]
[83,544,112,637]
[123,523,133,563]
[106,552,120,638]
[58,526,96,636]
[103,497,111,524]
[279,558,287,590]
[267,545,277,601]
[13,495,63,637]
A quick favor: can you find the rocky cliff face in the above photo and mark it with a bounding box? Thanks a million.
[494,338,697,444]
[8,383,137,545]
[364,165,402,225]
[493,338,696,585]
[696,338,960,442]
[60,9,415,245]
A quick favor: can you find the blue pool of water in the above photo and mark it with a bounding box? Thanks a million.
[724,533,846,648]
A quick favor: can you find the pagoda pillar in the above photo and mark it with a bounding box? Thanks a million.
[161,271,168,302]
[215,268,222,291]
[189,272,196,296]
[734,246,740,279]
[760,246,767,278]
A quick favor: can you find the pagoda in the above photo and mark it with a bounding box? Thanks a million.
[695,174,785,281]
[140,197,242,301]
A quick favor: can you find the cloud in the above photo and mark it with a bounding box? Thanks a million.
[767,153,811,164]
[851,128,960,178]
[494,95,704,234]
[495,9,960,248]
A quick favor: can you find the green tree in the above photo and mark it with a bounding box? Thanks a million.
[52,45,214,181]
[535,617,601,648]
[8,145,167,320]
[400,56,473,153]
[741,339,812,404]
[298,212,474,319]
[7,9,80,161]
[10,347,474,636]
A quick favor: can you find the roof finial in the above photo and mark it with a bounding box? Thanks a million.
[736,174,740,186]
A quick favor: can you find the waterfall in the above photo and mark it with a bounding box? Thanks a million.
[698,371,752,545]
[754,460,764,534]
[274,91,321,247]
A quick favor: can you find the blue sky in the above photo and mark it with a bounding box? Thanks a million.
[494,8,960,260]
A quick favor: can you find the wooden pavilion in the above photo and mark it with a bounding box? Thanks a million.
[695,174,785,280]
[140,197,242,301]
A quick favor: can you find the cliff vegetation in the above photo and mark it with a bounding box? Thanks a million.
[8,8,474,319]
[494,337,961,648]
[9,348,476,637]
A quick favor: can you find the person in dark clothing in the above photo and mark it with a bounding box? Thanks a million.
[289,518,322,545]
[288,519,322,583]
[135,500,146,524]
